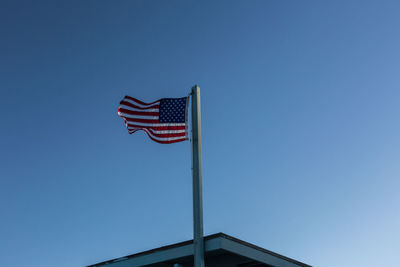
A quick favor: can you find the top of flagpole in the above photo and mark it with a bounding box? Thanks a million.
[191,84,199,95]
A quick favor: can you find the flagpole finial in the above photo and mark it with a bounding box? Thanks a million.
[191,85,199,94]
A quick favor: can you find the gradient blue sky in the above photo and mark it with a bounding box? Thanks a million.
[1,1,400,267]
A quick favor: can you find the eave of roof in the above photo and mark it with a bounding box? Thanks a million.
[87,232,311,267]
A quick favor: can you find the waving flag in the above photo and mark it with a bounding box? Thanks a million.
[118,95,189,144]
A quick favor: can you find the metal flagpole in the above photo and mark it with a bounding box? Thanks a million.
[191,85,205,267]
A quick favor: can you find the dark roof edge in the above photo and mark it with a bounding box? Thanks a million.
[218,233,312,267]
[87,233,311,267]
[87,235,197,267]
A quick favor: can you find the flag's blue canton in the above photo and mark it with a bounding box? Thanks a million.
[159,97,187,123]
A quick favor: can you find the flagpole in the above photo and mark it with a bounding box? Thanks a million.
[191,85,205,267]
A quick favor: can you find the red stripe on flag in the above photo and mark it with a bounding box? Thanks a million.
[119,100,160,110]
[124,96,160,106]
[126,123,186,131]
[133,128,186,138]
[127,129,187,144]
[118,108,158,116]
[123,117,159,124]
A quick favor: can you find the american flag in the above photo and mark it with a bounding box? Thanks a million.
[118,95,189,144]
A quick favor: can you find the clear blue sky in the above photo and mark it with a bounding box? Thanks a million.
[1,1,399,266]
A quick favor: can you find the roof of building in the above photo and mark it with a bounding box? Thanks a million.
[87,232,312,267]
